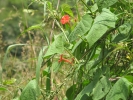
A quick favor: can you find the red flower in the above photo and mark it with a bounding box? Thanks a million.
[58,54,72,64]
[60,15,70,24]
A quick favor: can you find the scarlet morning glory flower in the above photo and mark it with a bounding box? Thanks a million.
[60,15,70,24]
[58,54,72,64]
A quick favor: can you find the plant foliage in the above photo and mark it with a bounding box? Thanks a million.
[1,0,133,100]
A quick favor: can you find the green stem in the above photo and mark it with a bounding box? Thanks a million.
[55,20,69,43]
[80,0,93,14]
[65,48,79,64]
[75,2,80,20]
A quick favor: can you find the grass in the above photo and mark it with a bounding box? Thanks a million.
[0,35,74,99]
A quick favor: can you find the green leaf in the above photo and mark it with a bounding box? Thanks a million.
[96,0,118,9]
[46,71,51,93]
[124,75,133,83]
[118,23,131,35]
[13,97,20,100]
[130,87,133,99]
[112,34,127,43]
[106,78,131,100]
[0,87,7,91]
[66,84,77,100]
[81,94,89,100]
[69,14,93,42]
[52,61,62,73]
[131,87,133,93]
[112,23,131,42]
[85,8,117,48]
[75,82,94,100]
[46,60,52,94]
[72,40,88,60]
[20,79,39,100]
[72,39,82,53]
[43,67,50,76]
[75,69,102,100]
[92,76,111,100]
[43,35,65,58]
[46,1,52,10]
[87,3,98,13]
[61,4,73,16]
[3,78,16,85]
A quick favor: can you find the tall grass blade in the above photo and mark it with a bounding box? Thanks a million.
[36,46,47,84]
[0,44,26,83]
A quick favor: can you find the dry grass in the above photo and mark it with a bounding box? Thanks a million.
[0,29,74,99]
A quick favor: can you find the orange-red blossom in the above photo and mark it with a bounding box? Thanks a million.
[60,15,70,25]
[58,54,73,64]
